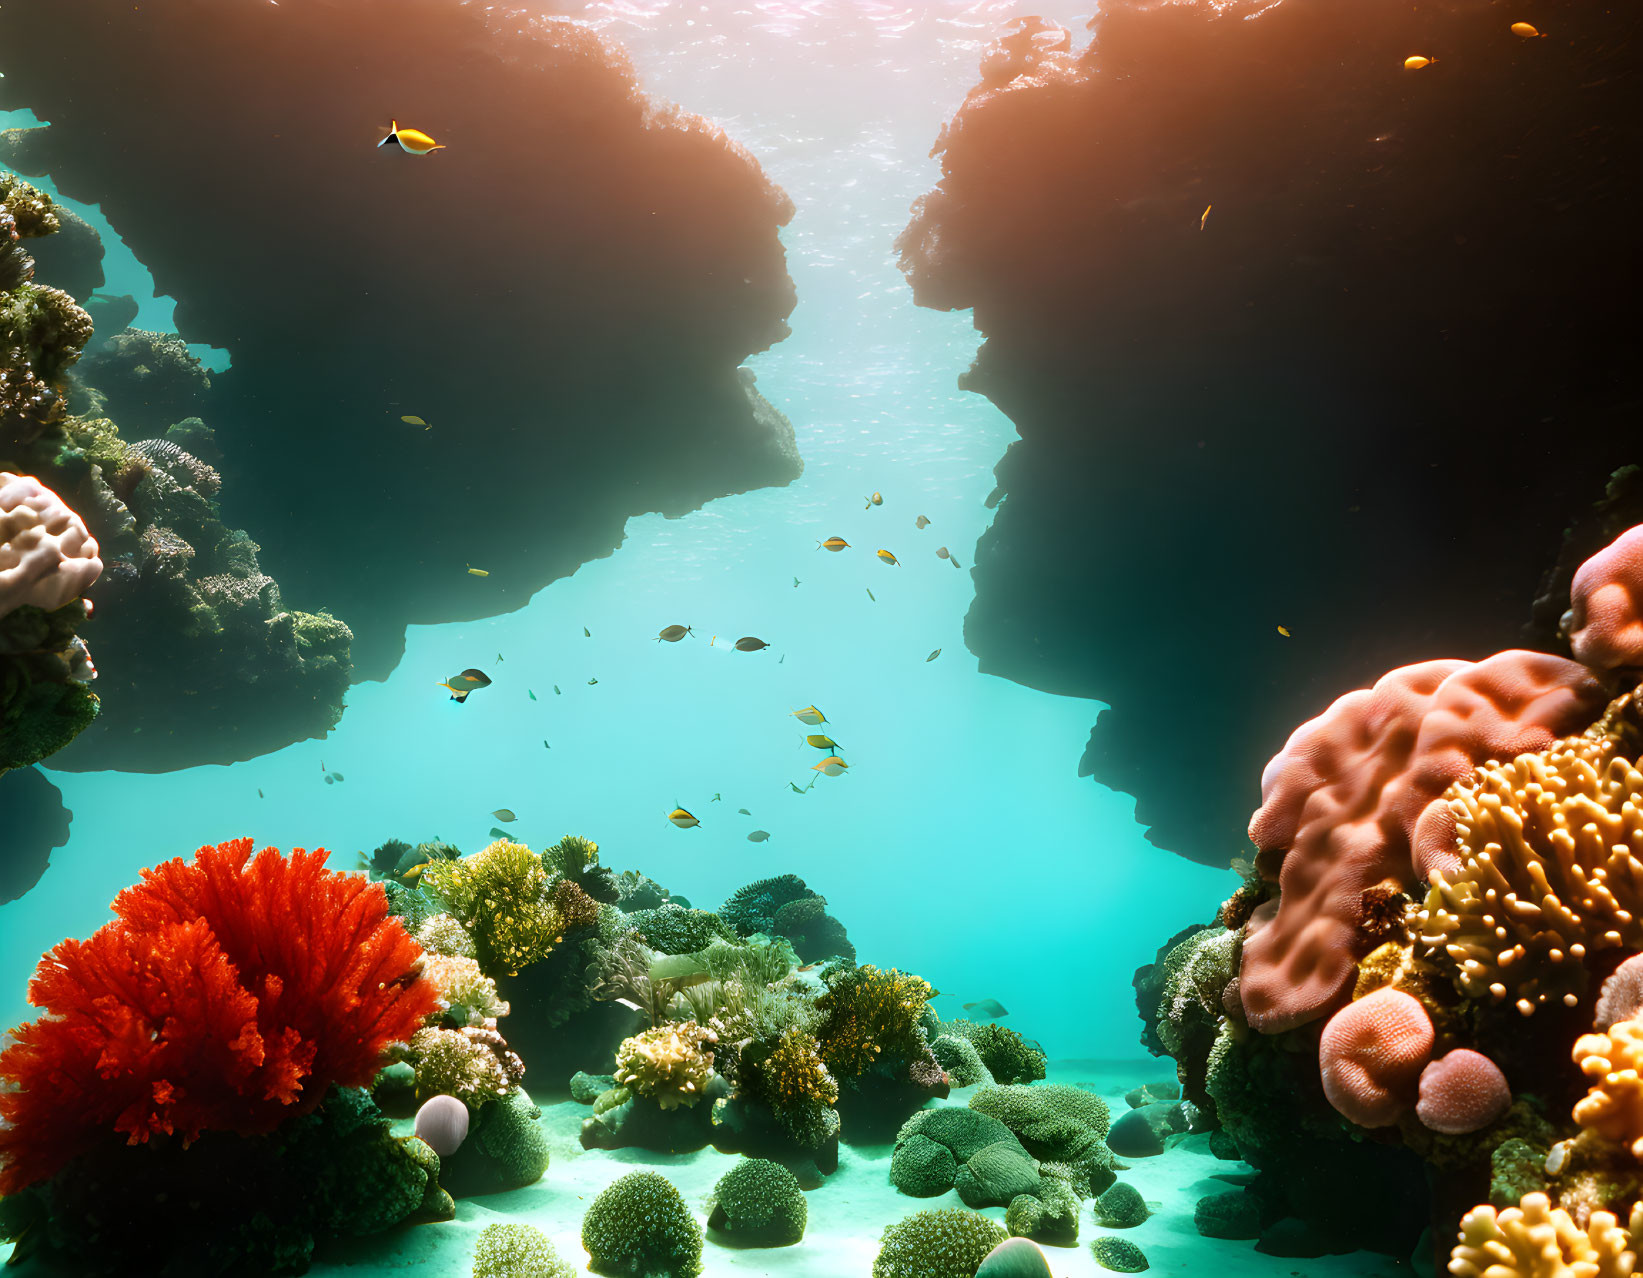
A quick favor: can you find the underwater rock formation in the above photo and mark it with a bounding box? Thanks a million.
[0,766,70,905]
[901,0,1643,868]
[0,0,801,679]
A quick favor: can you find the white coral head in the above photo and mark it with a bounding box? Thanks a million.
[0,472,102,620]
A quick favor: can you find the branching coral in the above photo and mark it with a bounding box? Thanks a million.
[815,964,936,1081]
[741,1026,839,1146]
[0,838,438,1194]
[1417,734,1643,1016]
[1449,1193,1643,1278]
[408,1026,522,1106]
[614,1021,718,1110]
[1573,1018,1643,1160]
[419,953,508,1025]
[421,839,565,975]
[543,833,620,903]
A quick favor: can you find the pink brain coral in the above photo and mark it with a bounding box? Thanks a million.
[0,472,102,620]
[1415,1049,1511,1135]
[1318,988,1434,1128]
[1241,651,1606,1032]
[1569,524,1643,671]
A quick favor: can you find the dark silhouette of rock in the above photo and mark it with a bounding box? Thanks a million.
[0,766,71,904]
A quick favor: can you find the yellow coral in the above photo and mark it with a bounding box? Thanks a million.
[1449,1193,1643,1278]
[1575,1019,1643,1161]
[1416,736,1643,1016]
[758,1027,839,1110]
[814,965,934,1080]
[613,1022,718,1110]
[420,840,564,975]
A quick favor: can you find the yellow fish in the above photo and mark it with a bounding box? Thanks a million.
[1404,55,1435,70]
[1200,204,1212,231]
[1510,21,1544,37]
[401,862,430,882]
[467,567,489,577]
[817,536,850,552]
[400,414,428,427]
[378,119,445,155]
[1277,625,1291,638]
[812,756,849,777]
[865,491,883,509]
[805,734,842,749]
[792,705,827,726]
[668,808,701,829]
[876,549,899,566]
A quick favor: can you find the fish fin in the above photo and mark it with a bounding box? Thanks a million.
[376,134,394,147]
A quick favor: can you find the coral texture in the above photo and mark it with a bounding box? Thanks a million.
[581,1171,703,1278]
[1316,987,1434,1128]
[1570,525,1643,670]
[0,471,101,618]
[873,1208,1009,1278]
[421,840,569,975]
[0,838,438,1194]
[1416,1050,1512,1136]
[1573,1018,1643,1160]
[1242,652,1605,1031]
[613,1021,718,1109]
[704,1156,807,1245]
[815,964,937,1080]
[472,1223,577,1278]
[1418,735,1643,1015]
[1449,1193,1643,1278]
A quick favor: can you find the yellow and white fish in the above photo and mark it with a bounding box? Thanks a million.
[792,705,827,726]
[668,808,701,829]
[378,119,445,155]
[811,756,849,777]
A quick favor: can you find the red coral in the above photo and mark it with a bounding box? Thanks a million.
[0,838,437,1194]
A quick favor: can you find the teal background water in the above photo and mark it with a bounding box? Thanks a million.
[0,1,1235,1060]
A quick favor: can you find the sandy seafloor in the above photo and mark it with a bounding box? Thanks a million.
[250,1060,1408,1278]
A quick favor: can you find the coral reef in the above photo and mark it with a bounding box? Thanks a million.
[1316,987,1434,1129]
[581,1171,703,1278]
[440,1086,550,1196]
[1094,1182,1148,1228]
[931,1032,992,1088]
[873,1208,1008,1278]
[472,1223,577,1278]
[0,837,437,1194]
[421,839,582,975]
[815,963,948,1138]
[0,470,102,617]
[1005,1178,1081,1243]
[78,328,211,434]
[721,873,853,959]
[626,903,737,955]
[613,1021,718,1110]
[704,1157,807,1245]
[1569,526,1643,672]
[1417,1050,1512,1136]
[407,1025,524,1106]
[1450,1193,1643,1278]
[0,0,803,679]
[898,0,1643,870]
[942,1018,1047,1085]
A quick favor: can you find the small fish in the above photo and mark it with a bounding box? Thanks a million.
[734,636,770,652]
[792,705,827,725]
[554,685,562,695]
[583,627,591,638]
[963,999,1009,1019]
[614,997,644,1014]
[331,772,344,782]
[668,808,701,829]
[805,734,842,750]
[1510,21,1544,37]
[738,808,751,815]
[788,782,809,795]
[492,808,517,822]
[321,760,326,771]
[400,414,428,427]
[936,546,962,569]
[257,788,264,798]
[812,755,848,777]
[467,567,489,577]
[543,740,551,749]
[1277,625,1291,638]
[747,830,771,843]
[865,491,883,509]
[1200,203,1212,230]
[915,515,930,529]
[401,862,430,882]
[866,588,876,602]
[793,576,801,588]
[779,654,785,663]
[529,689,537,700]
[496,653,504,664]
[817,536,850,552]
[1404,54,1435,69]
[378,120,445,155]
[657,625,692,642]
[440,668,493,703]
[712,793,723,803]
[587,677,599,685]
[488,827,510,840]
[876,549,899,566]
[926,649,941,662]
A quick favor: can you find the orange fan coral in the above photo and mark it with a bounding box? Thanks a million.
[0,837,438,1194]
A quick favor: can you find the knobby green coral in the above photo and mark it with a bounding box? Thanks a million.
[705,1157,807,1245]
[409,1026,522,1106]
[874,1208,1008,1278]
[613,1021,718,1110]
[421,840,563,974]
[582,1171,703,1278]
[471,1222,576,1278]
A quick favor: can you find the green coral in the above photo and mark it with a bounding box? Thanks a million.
[1091,1236,1149,1272]
[0,172,60,237]
[873,1208,1009,1278]
[815,964,936,1080]
[472,1223,576,1278]
[1094,1181,1148,1228]
[626,904,735,955]
[421,839,564,974]
[931,1034,991,1088]
[695,933,798,988]
[582,1171,703,1278]
[1006,1179,1082,1243]
[771,894,855,963]
[944,1021,1046,1085]
[891,1134,958,1196]
[721,874,815,937]
[969,1084,1111,1146]
[0,601,98,773]
[704,1157,807,1246]
[1,281,91,383]
[442,1087,550,1196]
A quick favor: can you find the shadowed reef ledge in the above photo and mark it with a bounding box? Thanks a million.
[900,1,1642,867]
[0,0,800,773]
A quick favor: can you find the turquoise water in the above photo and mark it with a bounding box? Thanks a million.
[0,1,1231,1060]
